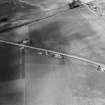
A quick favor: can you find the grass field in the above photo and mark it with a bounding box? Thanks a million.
[0,1,105,105]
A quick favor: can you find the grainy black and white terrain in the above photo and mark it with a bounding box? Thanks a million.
[0,0,105,105]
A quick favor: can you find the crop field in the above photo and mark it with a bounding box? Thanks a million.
[0,0,105,105]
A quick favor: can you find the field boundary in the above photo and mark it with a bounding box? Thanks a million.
[0,39,104,68]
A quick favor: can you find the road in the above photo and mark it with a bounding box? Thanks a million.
[0,39,105,67]
[0,4,105,105]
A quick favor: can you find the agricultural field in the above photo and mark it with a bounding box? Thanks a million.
[26,7,105,105]
[0,0,105,105]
